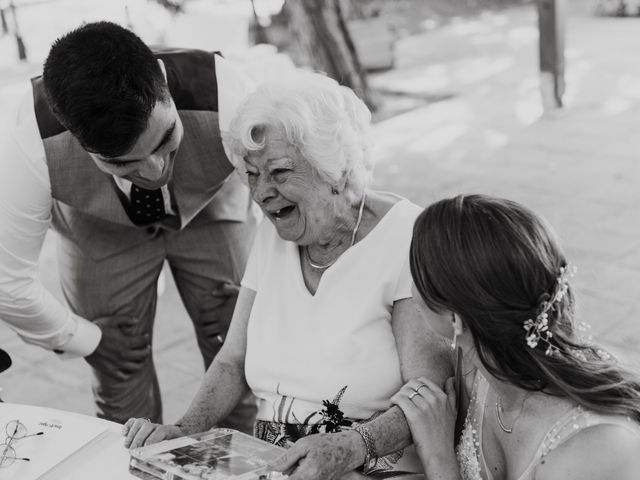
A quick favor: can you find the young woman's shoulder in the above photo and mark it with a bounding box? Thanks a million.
[534,421,640,480]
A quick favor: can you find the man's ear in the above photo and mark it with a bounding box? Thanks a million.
[157,59,167,81]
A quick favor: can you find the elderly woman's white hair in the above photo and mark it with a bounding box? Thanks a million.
[225,70,374,197]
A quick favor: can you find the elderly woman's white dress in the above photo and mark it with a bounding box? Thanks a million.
[242,197,423,476]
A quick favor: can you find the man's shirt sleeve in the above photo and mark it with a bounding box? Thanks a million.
[0,90,101,358]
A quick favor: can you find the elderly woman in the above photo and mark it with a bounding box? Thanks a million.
[123,71,451,479]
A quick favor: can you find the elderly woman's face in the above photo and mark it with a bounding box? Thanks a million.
[244,127,336,245]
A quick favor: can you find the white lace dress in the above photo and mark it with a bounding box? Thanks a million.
[456,372,640,480]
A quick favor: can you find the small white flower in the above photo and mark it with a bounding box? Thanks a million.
[522,265,577,354]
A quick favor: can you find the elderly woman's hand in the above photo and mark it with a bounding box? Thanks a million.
[269,430,366,480]
[122,417,185,449]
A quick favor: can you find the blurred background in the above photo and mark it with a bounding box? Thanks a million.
[0,0,639,422]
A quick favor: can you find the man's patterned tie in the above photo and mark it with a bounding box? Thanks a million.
[129,185,166,225]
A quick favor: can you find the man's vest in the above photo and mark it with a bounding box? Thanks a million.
[31,49,247,261]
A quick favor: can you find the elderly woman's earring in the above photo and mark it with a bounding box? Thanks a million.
[331,187,339,195]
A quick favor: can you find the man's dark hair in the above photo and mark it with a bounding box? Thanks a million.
[42,21,169,157]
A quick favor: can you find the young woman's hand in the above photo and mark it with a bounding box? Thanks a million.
[391,377,459,474]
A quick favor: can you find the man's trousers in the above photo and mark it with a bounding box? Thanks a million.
[56,209,258,433]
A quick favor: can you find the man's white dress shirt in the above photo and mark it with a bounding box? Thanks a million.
[0,56,253,358]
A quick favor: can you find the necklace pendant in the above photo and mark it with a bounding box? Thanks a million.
[495,392,531,435]
[495,400,513,434]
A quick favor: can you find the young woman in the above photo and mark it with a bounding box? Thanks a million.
[392,194,640,480]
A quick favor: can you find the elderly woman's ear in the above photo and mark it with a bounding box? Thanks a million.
[331,174,350,195]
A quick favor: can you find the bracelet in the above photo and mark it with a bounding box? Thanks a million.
[354,423,378,474]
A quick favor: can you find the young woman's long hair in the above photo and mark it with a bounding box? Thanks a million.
[410,194,640,421]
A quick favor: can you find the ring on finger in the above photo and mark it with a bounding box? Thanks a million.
[409,391,419,400]
[415,384,429,394]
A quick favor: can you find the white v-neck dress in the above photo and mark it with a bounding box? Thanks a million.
[242,198,421,425]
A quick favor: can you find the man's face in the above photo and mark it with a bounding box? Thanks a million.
[88,99,184,190]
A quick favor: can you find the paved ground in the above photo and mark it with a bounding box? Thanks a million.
[0,2,638,424]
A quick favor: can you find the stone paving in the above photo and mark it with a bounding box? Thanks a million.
[0,2,638,424]
[371,5,640,363]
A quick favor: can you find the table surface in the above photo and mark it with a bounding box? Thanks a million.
[0,403,425,480]
[0,402,136,480]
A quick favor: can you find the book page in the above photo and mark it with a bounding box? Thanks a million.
[0,403,107,480]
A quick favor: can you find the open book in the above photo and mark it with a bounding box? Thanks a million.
[129,428,288,480]
[0,403,109,480]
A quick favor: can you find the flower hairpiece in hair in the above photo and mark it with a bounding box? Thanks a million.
[523,265,576,356]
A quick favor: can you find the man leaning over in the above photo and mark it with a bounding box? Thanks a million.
[0,21,258,431]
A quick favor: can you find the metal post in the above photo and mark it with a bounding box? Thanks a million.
[9,0,27,61]
[125,5,133,30]
[1,7,9,35]
[537,0,565,109]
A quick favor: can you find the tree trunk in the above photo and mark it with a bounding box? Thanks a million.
[1,8,9,36]
[537,0,565,109]
[9,1,27,61]
[281,0,378,110]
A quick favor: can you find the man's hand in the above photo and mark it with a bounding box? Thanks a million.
[270,431,366,480]
[210,281,240,299]
[84,315,150,380]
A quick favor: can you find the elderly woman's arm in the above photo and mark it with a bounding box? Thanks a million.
[123,287,256,449]
[271,297,454,480]
[175,286,256,433]
[357,297,454,452]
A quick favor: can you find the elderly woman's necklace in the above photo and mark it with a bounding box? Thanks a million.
[305,192,367,270]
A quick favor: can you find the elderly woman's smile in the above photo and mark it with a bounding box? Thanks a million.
[266,204,298,225]
[269,205,296,219]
